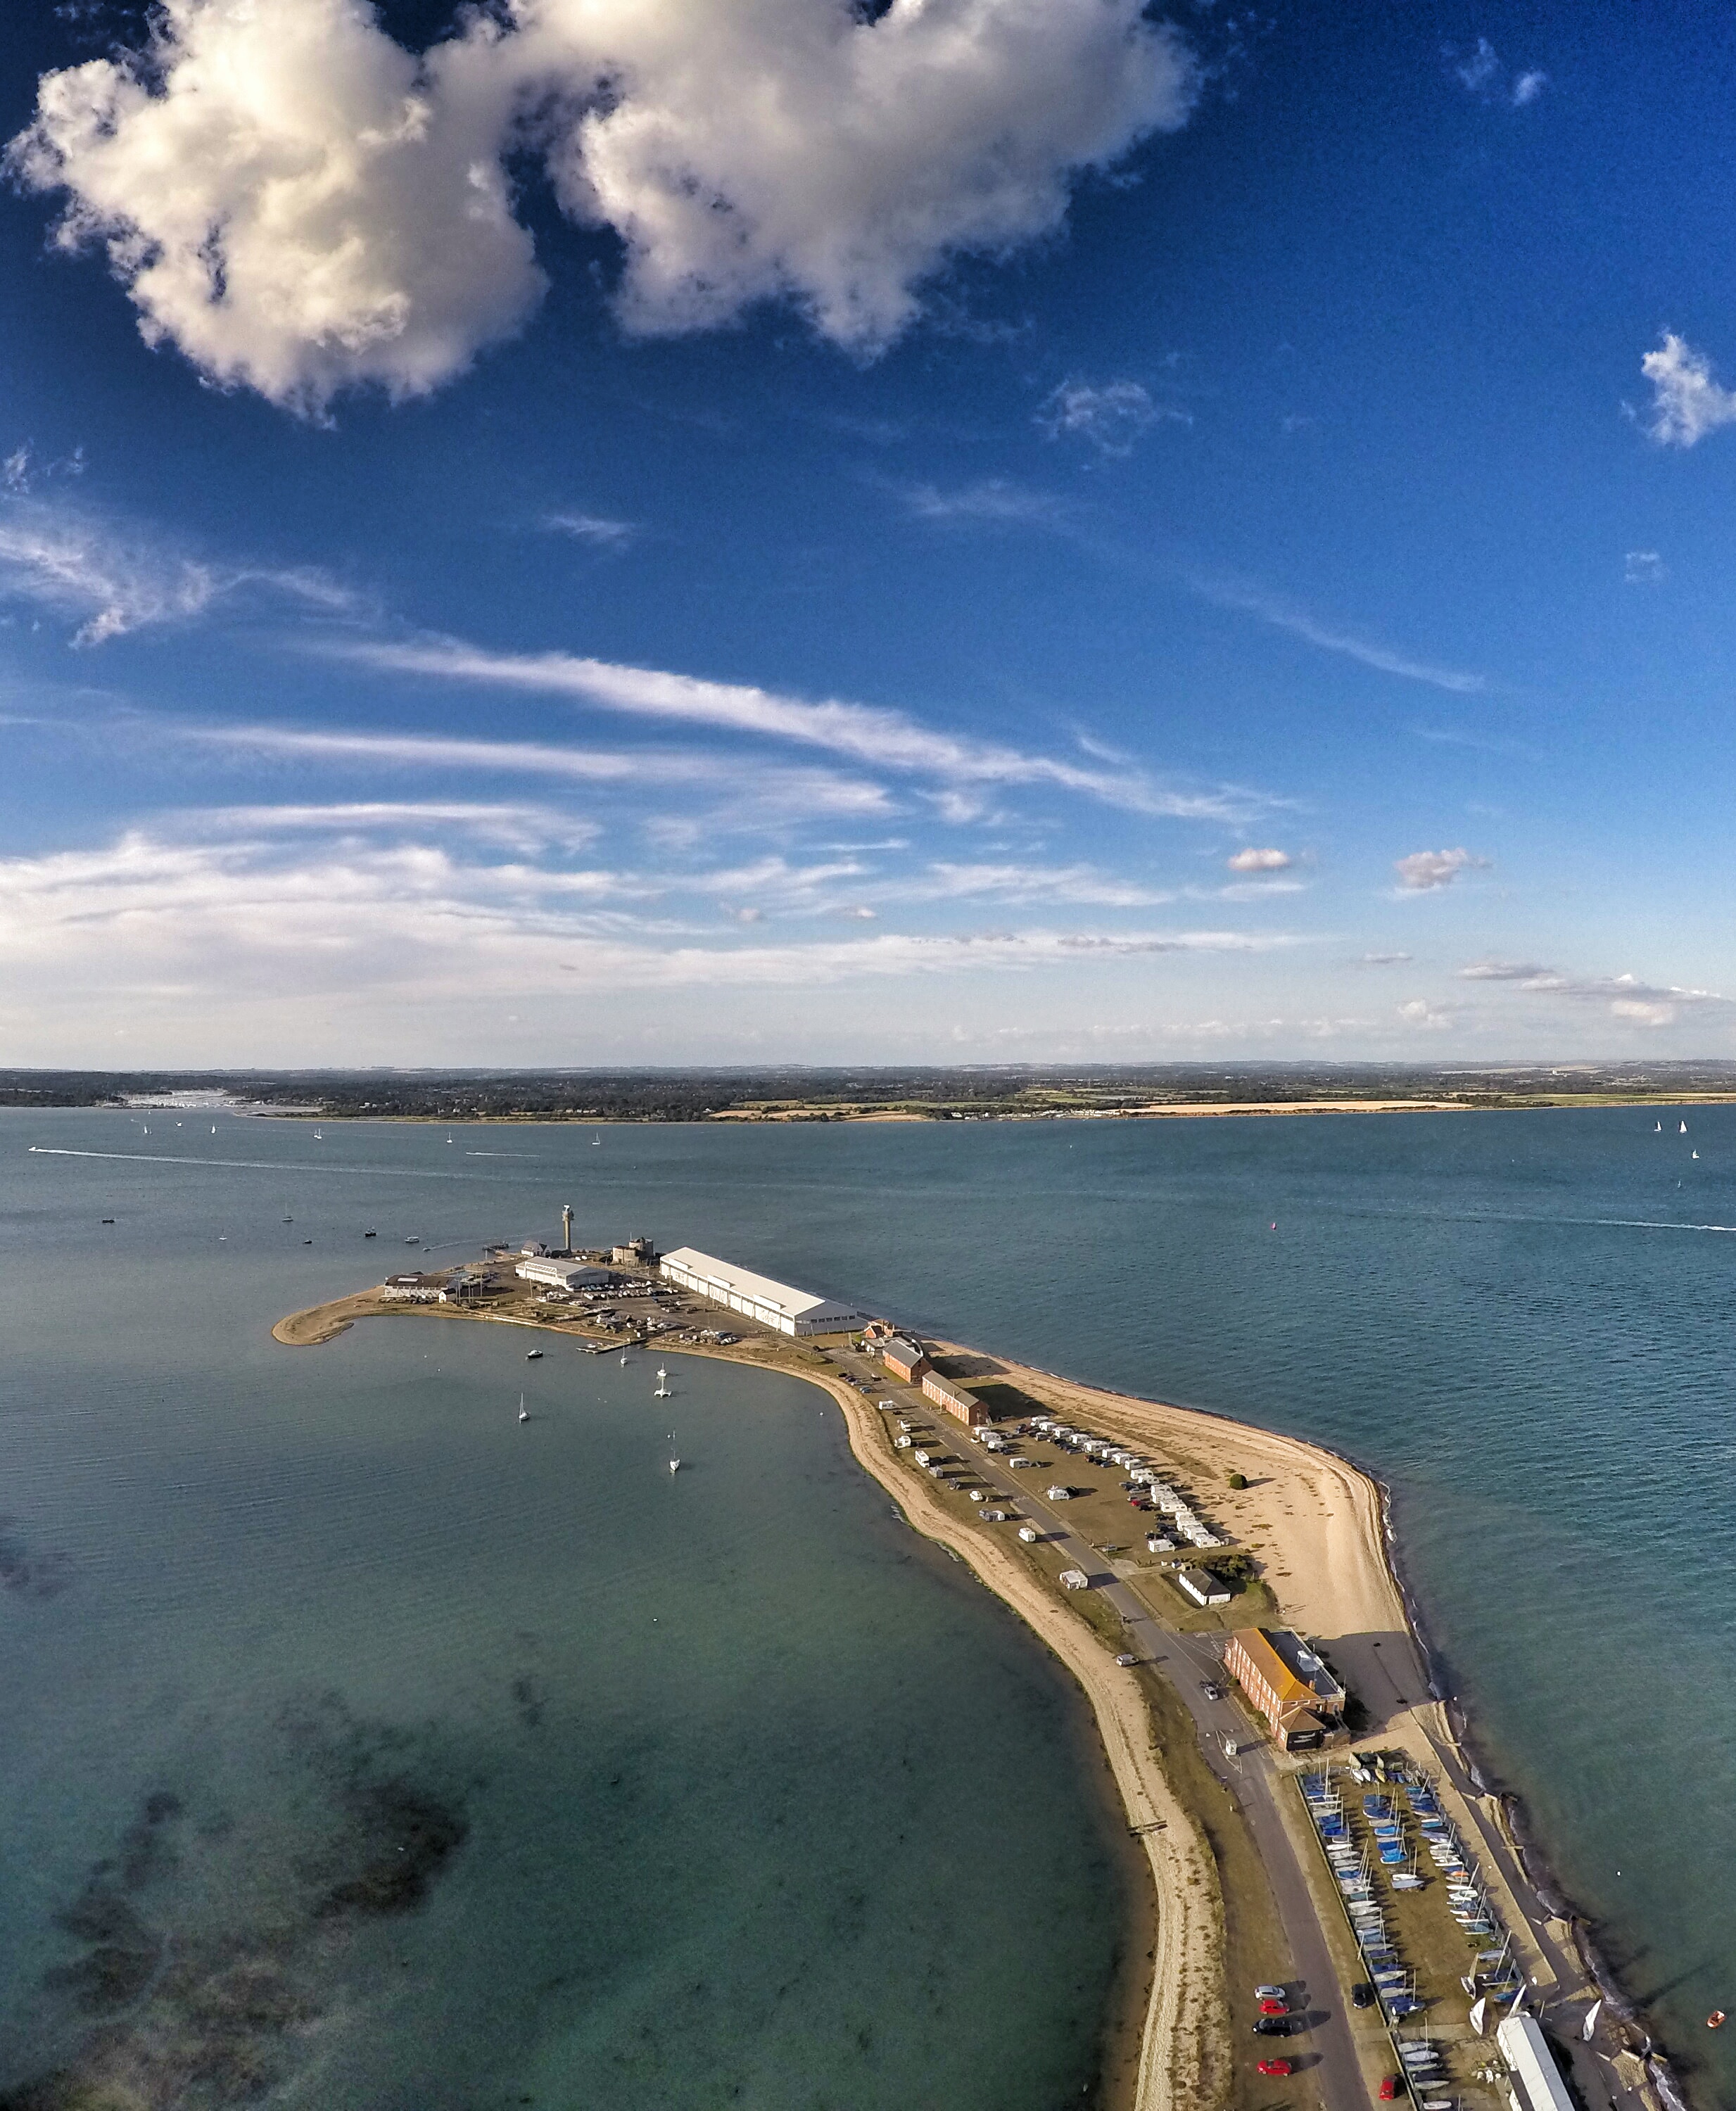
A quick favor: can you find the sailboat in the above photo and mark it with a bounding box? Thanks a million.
[1656,1120,1663,1132]
[654,1367,671,1397]
[620,1352,628,1366]
[668,1447,680,1473]
[1681,1120,1689,1134]
[313,1127,324,1141]
[1582,1999,1602,2043]
[1693,1149,1700,1160]
[1469,1996,1488,2036]
[518,1393,529,1424]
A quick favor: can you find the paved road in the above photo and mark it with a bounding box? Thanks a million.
[833,1352,1374,2108]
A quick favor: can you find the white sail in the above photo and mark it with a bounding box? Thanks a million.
[1469,1997,1487,2036]
[1583,1998,1602,2042]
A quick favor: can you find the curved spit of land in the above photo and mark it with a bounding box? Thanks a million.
[274,1280,1679,2111]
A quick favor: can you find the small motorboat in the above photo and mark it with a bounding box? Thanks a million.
[364,1229,377,1238]
[1709,2011,1726,2030]
[526,1348,544,1360]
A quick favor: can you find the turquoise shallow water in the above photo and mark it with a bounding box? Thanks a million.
[0,1115,1136,2109]
[6,1105,1736,2104]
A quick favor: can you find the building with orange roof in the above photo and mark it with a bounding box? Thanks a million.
[1224,1628,1347,1751]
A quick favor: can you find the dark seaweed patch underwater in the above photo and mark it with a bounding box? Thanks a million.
[3,1699,469,2110]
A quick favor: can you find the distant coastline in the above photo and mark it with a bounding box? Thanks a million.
[15,1060,1736,1131]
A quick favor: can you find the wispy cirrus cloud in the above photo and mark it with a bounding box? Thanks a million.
[1445,38,1547,107]
[1036,377,1185,455]
[900,478,1067,526]
[543,511,638,549]
[179,801,602,854]
[0,495,355,645]
[329,633,1270,822]
[177,718,896,817]
[1191,576,1485,693]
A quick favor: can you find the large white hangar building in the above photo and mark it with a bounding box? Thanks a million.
[660,1248,873,1336]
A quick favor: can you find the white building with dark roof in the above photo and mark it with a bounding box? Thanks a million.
[660,1248,873,1336]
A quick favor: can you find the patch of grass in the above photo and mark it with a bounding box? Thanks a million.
[1134,1668,1324,2111]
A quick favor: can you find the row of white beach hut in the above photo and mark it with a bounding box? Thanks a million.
[1025,1416,1224,1547]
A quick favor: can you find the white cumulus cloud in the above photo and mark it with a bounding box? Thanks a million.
[1640,333,1736,448]
[10,0,1198,414]
[1393,847,1487,892]
[1227,847,1291,872]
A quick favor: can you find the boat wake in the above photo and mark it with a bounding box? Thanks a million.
[25,1147,489,1182]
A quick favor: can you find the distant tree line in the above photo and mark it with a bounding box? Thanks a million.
[5,1061,1736,1121]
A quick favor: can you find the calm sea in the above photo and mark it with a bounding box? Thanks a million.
[4,1105,1734,2103]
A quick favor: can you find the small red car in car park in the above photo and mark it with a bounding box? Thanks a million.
[1380,2079,1400,2101]
[1257,2059,1293,2077]
[1257,1998,1287,2015]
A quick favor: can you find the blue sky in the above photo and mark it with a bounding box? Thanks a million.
[1,0,1735,1065]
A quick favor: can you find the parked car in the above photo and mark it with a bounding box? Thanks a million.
[1253,2017,1295,2037]
[1352,1982,1374,2009]
[1258,1998,1287,2016]
[1254,1984,1287,2001]
[1256,2060,1294,2078]
[1201,1681,1223,1701]
[1379,2079,1400,2101]
[1114,1653,1139,1668]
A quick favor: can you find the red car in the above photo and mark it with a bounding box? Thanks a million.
[1258,1998,1288,2015]
[1380,2080,1400,2102]
[1257,2058,1293,2077]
